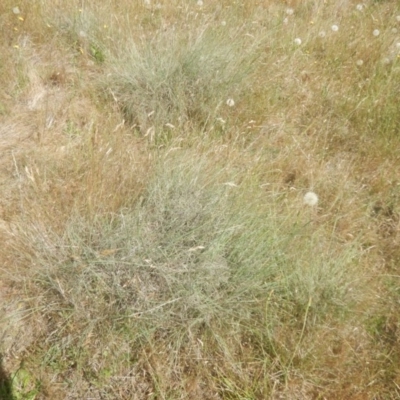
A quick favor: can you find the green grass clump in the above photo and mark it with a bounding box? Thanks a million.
[7,153,364,397]
[105,24,260,139]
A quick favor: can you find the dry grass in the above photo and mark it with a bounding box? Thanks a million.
[1,0,400,399]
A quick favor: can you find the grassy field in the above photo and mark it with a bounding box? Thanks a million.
[1,0,400,398]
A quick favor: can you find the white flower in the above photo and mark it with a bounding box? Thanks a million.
[373,29,380,37]
[331,25,339,32]
[356,4,363,11]
[356,59,364,66]
[197,0,203,6]
[294,37,302,45]
[304,192,319,206]
[226,98,235,107]
[286,8,294,15]
[318,30,326,38]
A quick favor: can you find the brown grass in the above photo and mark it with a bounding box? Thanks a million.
[1,0,400,398]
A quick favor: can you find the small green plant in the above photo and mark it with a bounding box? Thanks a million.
[11,367,40,400]
[89,43,105,63]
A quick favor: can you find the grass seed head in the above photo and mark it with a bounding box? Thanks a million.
[226,98,235,107]
[304,191,319,206]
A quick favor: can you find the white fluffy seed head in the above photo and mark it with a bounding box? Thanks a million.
[294,37,302,45]
[356,4,363,11]
[373,29,380,37]
[331,24,339,32]
[226,98,235,107]
[356,59,364,66]
[304,192,319,206]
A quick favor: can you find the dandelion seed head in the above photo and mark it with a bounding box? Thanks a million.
[283,17,289,24]
[318,30,326,38]
[331,24,339,32]
[226,98,235,107]
[221,20,226,26]
[356,59,364,66]
[294,37,302,45]
[373,29,380,37]
[396,42,400,50]
[304,192,319,206]
[197,0,203,6]
[356,4,363,11]
[12,6,21,14]
[396,15,400,22]
[286,8,294,15]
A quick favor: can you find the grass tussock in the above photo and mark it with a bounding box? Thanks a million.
[1,0,400,399]
[105,24,260,140]
[6,153,366,398]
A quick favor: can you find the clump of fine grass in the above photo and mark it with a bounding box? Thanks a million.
[6,151,365,397]
[104,23,260,139]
